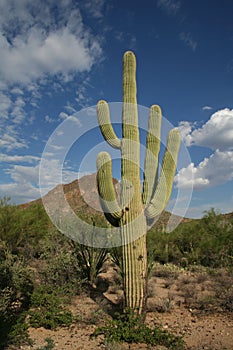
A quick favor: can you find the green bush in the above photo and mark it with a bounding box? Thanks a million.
[0,198,49,257]
[0,245,33,348]
[37,337,55,350]
[147,209,233,268]
[37,229,86,295]
[29,285,74,329]
[91,309,185,349]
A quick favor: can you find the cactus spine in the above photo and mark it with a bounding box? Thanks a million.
[96,51,181,315]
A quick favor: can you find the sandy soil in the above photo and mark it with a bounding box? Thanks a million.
[19,264,233,350]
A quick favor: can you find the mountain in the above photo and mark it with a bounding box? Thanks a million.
[20,173,191,231]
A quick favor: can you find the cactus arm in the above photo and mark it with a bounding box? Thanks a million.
[96,151,122,226]
[142,105,162,205]
[97,100,121,149]
[145,129,181,219]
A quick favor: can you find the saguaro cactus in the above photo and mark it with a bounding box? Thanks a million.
[96,51,180,315]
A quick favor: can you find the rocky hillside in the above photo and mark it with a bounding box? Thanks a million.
[20,173,192,231]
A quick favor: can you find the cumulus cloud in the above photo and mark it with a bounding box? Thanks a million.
[0,0,104,155]
[0,0,103,85]
[181,108,233,150]
[176,108,233,189]
[175,150,233,190]
[0,21,101,85]
[177,121,193,142]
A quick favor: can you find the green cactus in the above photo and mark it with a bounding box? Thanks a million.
[96,51,180,315]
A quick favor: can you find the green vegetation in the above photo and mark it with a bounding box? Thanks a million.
[28,286,74,329]
[0,195,233,348]
[0,242,33,348]
[0,197,49,257]
[91,308,185,349]
[147,208,233,268]
[37,338,55,350]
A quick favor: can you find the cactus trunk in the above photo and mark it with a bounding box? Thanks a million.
[120,52,147,314]
[96,51,181,315]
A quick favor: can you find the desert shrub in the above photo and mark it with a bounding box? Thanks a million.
[151,263,182,279]
[0,244,33,348]
[37,229,86,295]
[0,198,50,258]
[37,337,55,350]
[220,287,233,311]
[147,209,233,269]
[17,203,50,259]
[91,309,185,349]
[0,198,24,254]
[28,285,74,329]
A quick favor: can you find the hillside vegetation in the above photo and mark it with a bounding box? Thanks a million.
[0,196,233,349]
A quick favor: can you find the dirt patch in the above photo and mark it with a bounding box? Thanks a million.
[19,265,233,350]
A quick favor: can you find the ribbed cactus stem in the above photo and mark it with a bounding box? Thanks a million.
[120,51,147,314]
[145,129,181,219]
[97,100,121,149]
[123,51,137,104]
[96,152,122,225]
[142,105,162,205]
[96,51,180,316]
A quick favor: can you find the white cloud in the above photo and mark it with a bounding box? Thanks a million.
[45,115,55,123]
[0,154,40,163]
[82,0,106,19]
[175,150,233,189]
[0,92,29,150]
[114,31,137,50]
[0,132,27,151]
[0,0,103,86]
[176,108,233,190]
[0,0,104,154]
[0,0,106,203]
[179,32,197,52]
[0,182,40,204]
[202,105,213,111]
[58,112,82,126]
[182,108,233,150]
[157,0,181,16]
[75,77,93,108]
[10,87,24,95]
[1,158,82,203]
[177,121,193,142]
[0,92,11,119]
[11,96,25,124]
[0,27,101,85]
[9,164,39,184]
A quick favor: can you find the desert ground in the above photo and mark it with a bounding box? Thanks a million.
[18,262,233,350]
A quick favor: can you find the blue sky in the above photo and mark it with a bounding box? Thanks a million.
[0,0,233,218]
